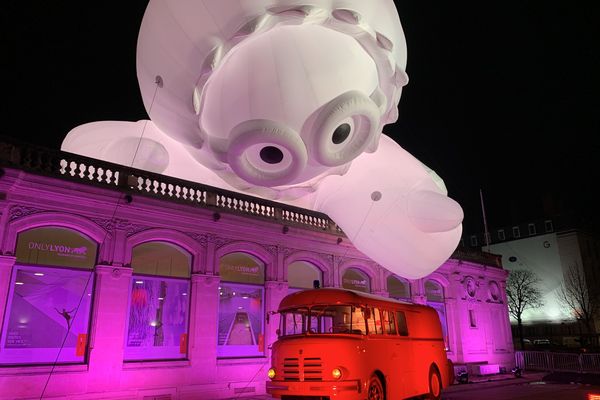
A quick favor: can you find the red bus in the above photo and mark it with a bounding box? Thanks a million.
[266,288,453,400]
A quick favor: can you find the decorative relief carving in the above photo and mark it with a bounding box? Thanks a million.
[90,217,114,232]
[9,205,43,221]
[185,232,207,245]
[206,233,233,248]
[264,244,278,255]
[90,217,148,236]
[279,246,294,257]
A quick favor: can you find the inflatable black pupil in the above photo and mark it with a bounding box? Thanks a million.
[260,146,284,164]
[332,123,351,144]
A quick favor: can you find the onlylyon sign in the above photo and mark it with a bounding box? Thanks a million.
[27,242,88,258]
[16,227,97,269]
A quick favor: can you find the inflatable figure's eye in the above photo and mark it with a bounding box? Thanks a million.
[332,123,351,144]
[226,120,308,187]
[260,146,284,164]
[312,91,380,167]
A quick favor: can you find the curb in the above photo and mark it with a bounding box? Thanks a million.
[445,373,547,393]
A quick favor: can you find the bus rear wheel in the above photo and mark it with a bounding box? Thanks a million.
[428,366,442,400]
[367,374,384,400]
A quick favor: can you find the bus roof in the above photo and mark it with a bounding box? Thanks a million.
[278,288,426,311]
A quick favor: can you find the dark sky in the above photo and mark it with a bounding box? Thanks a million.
[2,1,599,235]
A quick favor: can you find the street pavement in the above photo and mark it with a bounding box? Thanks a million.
[224,371,600,399]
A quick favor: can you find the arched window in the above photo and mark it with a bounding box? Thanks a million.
[125,241,191,361]
[425,279,449,348]
[287,260,323,293]
[218,252,265,358]
[1,227,97,365]
[387,275,411,300]
[341,268,370,293]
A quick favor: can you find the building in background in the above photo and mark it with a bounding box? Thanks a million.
[464,219,600,347]
[0,141,513,399]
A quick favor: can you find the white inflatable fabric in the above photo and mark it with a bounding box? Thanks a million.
[62,0,463,279]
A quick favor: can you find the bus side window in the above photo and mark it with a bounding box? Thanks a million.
[352,307,367,334]
[370,308,383,335]
[396,311,409,336]
[384,310,397,335]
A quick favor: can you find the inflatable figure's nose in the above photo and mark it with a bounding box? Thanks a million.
[407,190,464,233]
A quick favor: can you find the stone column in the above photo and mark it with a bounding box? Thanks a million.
[188,273,219,384]
[264,281,289,357]
[0,255,16,329]
[87,265,132,391]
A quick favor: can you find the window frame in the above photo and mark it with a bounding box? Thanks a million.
[124,273,191,362]
[217,281,265,358]
[0,264,95,366]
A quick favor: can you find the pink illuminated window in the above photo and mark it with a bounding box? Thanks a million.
[1,226,97,365]
[124,242,191,361]
[218,252,265,358]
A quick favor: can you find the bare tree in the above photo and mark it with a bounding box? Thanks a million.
[558,264,600,347]
[506,270,544,349]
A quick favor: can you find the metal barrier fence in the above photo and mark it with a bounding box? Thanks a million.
[516,351,600,373]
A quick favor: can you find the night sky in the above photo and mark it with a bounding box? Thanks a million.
[2,1,599,236]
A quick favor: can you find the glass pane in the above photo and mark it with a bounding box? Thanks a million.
[279,308,309,336]
[218,283,264,357]
[387,276,410,299]
[131,242,191,278]
[0,265,94,364]
[219,253,265,285]
[124,276,190,361]
[372,308,383,335]
[397,311,409,336]
[341,268,370,293]
[278,306,366,336]
[382,310,396,335]
[15,227,97,269]
[287,261,322,289]
[425,280,444,302]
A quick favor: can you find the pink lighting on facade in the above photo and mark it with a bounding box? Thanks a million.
[0,163,512,399]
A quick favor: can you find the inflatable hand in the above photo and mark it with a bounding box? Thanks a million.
[62,0,463,279]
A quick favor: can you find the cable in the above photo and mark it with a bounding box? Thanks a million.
[39,77,162,399]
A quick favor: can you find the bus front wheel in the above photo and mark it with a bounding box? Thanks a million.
[428,366,442,400]
[367,374,384,400]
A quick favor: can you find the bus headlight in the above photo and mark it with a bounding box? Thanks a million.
[332,368,342,380]
[268,368,276,379]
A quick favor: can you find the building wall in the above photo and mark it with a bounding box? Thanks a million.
[489,233,571,323]
[0,168,513,399]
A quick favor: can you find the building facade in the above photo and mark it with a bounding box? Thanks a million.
[465,219,600,346]
[0,142,513,399]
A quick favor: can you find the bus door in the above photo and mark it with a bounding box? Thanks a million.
[393,309,416,398]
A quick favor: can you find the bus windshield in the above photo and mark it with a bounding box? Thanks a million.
[278,305,367,337]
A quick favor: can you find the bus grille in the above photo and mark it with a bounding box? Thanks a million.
[283,357,323,381]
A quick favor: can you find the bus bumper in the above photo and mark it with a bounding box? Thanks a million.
[266,380,361,399]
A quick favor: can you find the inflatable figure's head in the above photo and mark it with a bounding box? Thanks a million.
[137,1,408,188]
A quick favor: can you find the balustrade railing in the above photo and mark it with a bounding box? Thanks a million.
[0,138,506,267]
[0,138,341,235]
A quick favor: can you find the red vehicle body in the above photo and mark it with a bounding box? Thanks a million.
[266,288,453,400]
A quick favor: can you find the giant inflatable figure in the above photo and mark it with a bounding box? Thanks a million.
[62,0,463,279]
